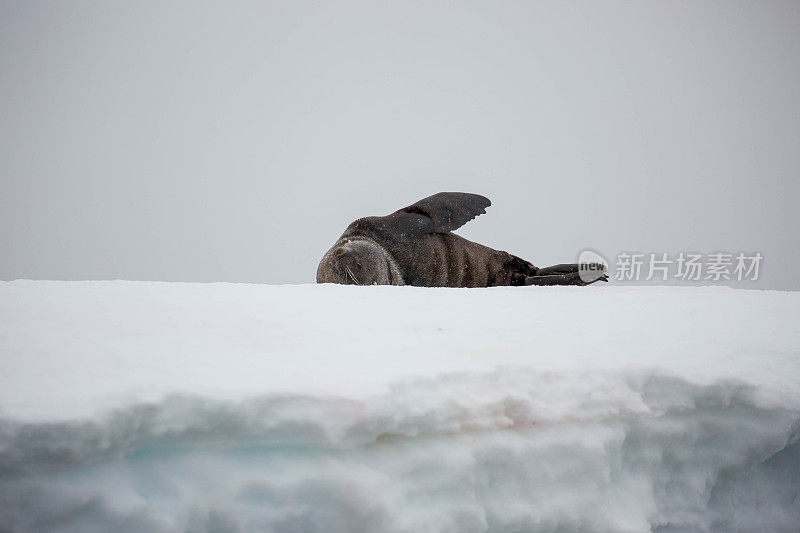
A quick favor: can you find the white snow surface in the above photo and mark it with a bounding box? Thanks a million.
[1,281,799,532]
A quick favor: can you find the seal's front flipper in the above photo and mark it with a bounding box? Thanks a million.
[398,192,491,233]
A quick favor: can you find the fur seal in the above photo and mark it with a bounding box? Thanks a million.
[316,192,608,287]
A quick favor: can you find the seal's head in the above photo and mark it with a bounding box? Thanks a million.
[316,239,392,285]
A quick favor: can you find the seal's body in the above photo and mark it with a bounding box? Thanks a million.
[317,192,607,287]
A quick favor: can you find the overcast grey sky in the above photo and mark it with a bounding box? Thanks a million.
[1,1,799,289]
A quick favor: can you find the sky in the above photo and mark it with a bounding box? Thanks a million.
[1,1,799,289]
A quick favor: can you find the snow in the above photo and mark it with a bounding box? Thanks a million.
[1,281,799,532]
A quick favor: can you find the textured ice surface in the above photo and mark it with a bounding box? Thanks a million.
[1,281,799,532]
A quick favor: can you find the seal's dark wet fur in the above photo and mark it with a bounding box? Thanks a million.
[317,192,607,287]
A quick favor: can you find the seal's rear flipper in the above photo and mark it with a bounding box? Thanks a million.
[525,263,608,286]
[535,263,580,275]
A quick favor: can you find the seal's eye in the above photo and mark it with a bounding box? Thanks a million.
[356,262,363,270]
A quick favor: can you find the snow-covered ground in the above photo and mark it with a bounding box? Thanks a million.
[1,281,798,532]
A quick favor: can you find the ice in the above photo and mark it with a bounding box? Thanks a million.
[1,281,799,532]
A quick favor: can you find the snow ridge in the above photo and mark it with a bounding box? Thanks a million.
[1,281,799,531]
[1,368,799,532]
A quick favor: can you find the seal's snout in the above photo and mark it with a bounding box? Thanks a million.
[317,238,398,286]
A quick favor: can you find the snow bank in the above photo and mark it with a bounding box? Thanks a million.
[1,281,799,532]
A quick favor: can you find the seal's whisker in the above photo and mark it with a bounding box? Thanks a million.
[345,266,361,285]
